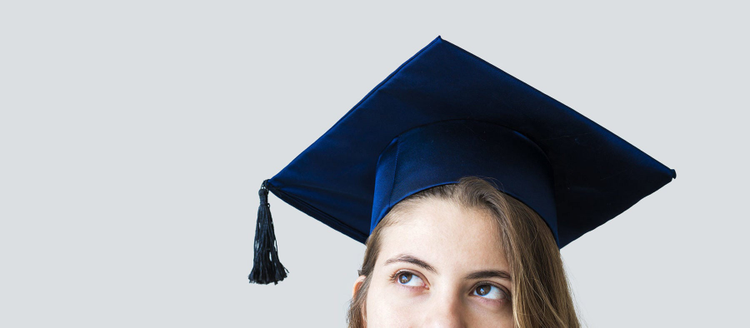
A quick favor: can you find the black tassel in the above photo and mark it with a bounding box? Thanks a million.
[248,180,288,284]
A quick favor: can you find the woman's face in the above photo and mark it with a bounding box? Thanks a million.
[357,198,514,327]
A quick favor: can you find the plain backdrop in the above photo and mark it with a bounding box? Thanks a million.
[1,1,748,327]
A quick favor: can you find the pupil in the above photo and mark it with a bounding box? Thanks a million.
[477,285,489,296]
[399,273,412,284]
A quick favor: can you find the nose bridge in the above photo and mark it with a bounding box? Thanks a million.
[423,286,467,328]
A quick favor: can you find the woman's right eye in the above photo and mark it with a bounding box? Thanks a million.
[396,272,424,287]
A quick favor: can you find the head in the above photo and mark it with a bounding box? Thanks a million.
[347,177,579,328]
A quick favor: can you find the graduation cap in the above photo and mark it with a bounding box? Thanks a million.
[249,36,676,285]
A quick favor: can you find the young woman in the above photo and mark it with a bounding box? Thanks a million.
[249,37,675,328]
[348,177,578,327]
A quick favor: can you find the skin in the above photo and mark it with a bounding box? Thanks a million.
[353,198,514,328]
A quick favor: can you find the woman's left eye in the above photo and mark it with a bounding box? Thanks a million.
[395,272,424,287]
[472,284,506,300]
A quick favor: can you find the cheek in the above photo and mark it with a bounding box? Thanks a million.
[364,276,423,327]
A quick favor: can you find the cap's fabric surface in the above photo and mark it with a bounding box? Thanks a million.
[371,120,558,239]
[265,36,675,248]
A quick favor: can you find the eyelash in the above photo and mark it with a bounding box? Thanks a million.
[471,281,511,302]
[389,270,427,289]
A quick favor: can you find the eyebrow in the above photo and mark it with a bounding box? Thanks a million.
[383,254,512,281]
[384,254,438,273]
[464,270,511,281]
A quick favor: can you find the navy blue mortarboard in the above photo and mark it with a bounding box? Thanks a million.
[249,36,676,284]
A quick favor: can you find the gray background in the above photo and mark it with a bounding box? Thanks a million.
[1,1,748,327]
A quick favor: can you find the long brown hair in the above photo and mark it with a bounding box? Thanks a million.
[347,177,579,328]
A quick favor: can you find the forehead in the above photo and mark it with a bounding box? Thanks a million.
[377,198,507,271]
